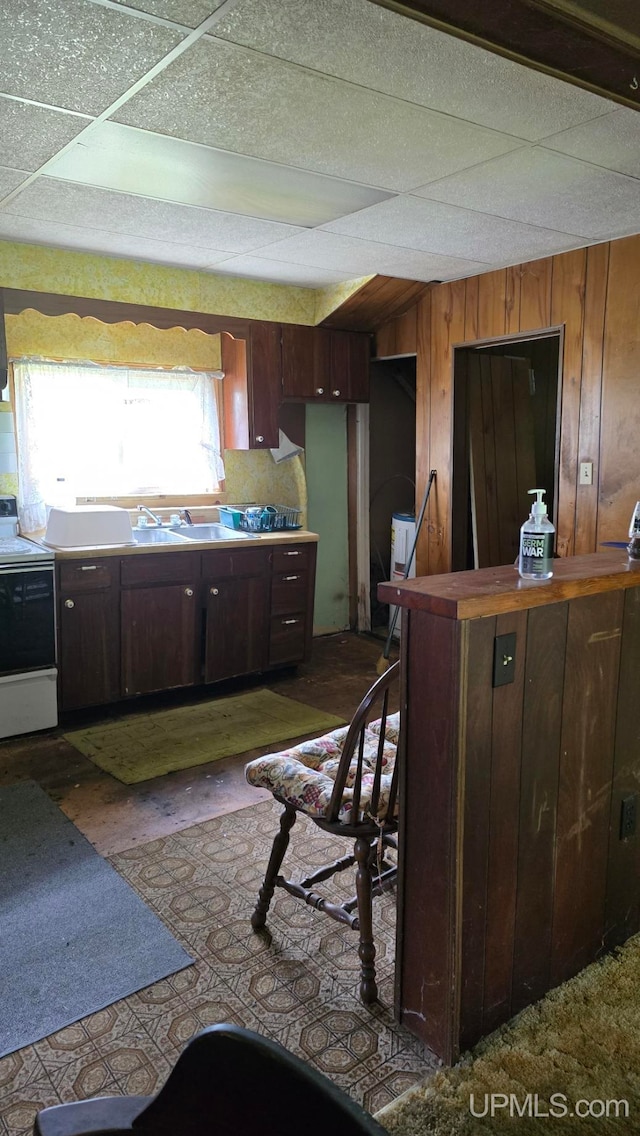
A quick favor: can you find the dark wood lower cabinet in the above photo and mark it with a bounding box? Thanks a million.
[121,583,199,697]
[57,541,317,711]
[57,558,120,711]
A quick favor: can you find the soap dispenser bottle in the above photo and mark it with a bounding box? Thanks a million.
[518,489,555,580]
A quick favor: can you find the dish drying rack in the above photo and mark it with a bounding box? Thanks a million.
[219,505,302,533]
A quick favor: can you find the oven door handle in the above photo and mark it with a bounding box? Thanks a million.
[0,564,54,575]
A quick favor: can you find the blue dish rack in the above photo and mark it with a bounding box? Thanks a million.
[219,504,302,533]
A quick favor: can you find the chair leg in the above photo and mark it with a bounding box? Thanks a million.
[251,805,297,930]
[354,834,377,1004]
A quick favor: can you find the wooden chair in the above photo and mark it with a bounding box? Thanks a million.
[33,1023,387,1136]
[245,661,400,1005]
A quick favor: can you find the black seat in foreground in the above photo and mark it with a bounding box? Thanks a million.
[33,1022,388,1136]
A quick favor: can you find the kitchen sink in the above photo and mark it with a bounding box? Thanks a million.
[168,523,252,541]
[132,528,191,544]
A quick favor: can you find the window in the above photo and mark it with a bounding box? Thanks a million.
[13,360,224,533]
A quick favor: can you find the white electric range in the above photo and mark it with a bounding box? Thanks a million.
[0,495,58,739]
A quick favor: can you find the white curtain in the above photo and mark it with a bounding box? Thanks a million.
[13,360,225,534]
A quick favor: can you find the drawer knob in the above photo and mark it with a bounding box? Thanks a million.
[332,389,341,397]
[315,387,324,396]
[184,587,194,597]
[210,587,219,596]
[282,618,299,625]
[64,598,75,609]
[255,435,264,443]
[283,574,299,581]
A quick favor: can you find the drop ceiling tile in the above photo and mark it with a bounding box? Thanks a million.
[0,167,29,198]
[0,0,182,115]
[254,230,490,282]
[45,121,392,226]
[214,0,613,142]
[416,148,640,239]
[543,107,640,180]
[114,38,524,192]
[4,177,306,254]
[0,213,229,269]
[0,98,91,172]
[322,195,585,264]
[212,256,350,287]
[111,0,224,26]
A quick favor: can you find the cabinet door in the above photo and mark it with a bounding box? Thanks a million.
[204,575,268,683]
[58,588,120,711]
[281,325,331,400]
[248,321,281,447]
[121,583,198,696]
[329,329,371,402]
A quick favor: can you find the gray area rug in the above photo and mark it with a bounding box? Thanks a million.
[0,781,192,1058]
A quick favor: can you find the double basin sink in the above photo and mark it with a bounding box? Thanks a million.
[132,523,251,545]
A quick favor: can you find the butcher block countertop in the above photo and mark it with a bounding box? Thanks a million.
[379,549,640,621]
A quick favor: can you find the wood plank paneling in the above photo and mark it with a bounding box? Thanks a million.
[374,307,418,358]
[482,608,527,1034]
[519,257,552,333]
[605,586,640,949]
[459,616,495,1050]
[398,609,461,1063]
[512,601,568,1012]
[373,233,639,578]
[575,243,608,554]
[551,248,587,558]
[477,270,507,340]
[597,234,640,547]
[505,265,521,336]
[551,591,623,986]
[428,281,466,576]
[415,291,432,576]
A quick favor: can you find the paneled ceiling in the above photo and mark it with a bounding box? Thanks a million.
[1,0,639,290]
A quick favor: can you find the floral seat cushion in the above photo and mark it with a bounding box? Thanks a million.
[245,712,399,824]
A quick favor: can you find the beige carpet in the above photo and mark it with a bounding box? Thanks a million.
[64,689,345,783]
[377,934,640,1135]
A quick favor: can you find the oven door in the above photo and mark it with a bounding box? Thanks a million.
[0,564,56,675]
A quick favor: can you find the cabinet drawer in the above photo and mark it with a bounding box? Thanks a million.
[201,547,269,579]
[59,559,115,592]
[271,571,308,616]
[121,551,199,586]
[269,613,306,666]
[271,544,312,572]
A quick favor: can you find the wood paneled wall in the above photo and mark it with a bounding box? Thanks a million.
[395,578,640,1062]
[376,234,640,575]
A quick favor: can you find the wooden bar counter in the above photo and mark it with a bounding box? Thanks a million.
[379,551,640,1064]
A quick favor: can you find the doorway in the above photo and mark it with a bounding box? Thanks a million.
[368,356,416,636]
[452,332,561,571]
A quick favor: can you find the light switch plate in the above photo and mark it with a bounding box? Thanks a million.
[579,461,593,486]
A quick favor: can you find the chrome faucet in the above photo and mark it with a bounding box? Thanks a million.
[138,504,164,526]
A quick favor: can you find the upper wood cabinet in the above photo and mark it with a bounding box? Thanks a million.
[222,322,281,449]
[281,325,370,403]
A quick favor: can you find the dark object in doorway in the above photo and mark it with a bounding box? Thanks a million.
[33,1023,388,1136]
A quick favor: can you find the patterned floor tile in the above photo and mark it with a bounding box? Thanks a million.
[2,799,434,1133]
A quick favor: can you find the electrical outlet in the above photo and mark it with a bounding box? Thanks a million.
[620,794,637,841]
[493,632,516,687]
[579,461,593,486]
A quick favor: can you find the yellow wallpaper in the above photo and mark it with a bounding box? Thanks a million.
[0,402,17,498]
[223,449,307,527]
[6,311,222,370]
[0,240,319,325]
[314,275,374,324]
